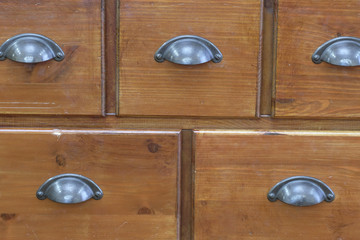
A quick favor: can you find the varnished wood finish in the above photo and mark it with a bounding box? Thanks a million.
[0,129,179,239]
[0,0,103,115]
[275,0,360,118]
[194,130,360,239]
[2,1,360,239]
[118,0,261,117]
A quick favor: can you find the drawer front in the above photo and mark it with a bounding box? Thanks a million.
[119,0,260,117]
[0,130,179,239]
[0,1,102,115]
[275,0,360,118]
[194,130,360,239]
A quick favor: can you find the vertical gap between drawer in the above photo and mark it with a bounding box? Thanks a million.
[180,130,194,240]
[256,0,264,117]
[259,0,277,117]
[271,0,279,117]
[101,0,106,116]
[105,0,117,115]
[115,0,120,116]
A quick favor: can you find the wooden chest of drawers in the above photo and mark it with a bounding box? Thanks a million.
[0,0,360,239]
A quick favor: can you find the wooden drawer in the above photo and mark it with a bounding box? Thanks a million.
[0,1,102,115]
[275,0,360,118]
[0,129,179,239]
[194,130,360,239]
[118,0,260,117]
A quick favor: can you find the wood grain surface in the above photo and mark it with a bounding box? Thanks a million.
[275,0,360,118]
[195,130,360,239]
[0,0,103,115]
[0,129,179,239]
[119,0,261,117]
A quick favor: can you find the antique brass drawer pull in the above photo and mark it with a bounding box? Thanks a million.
[36,174,103,204]
[312,36,360,66]
[154,35,222,65]
[0,33,65,63]
[267,176,335,206]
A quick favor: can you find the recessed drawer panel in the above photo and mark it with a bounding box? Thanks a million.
[0,129,179,239]
[119,0,260,117]
[0,1,102,115]
[195,130,360,239]
[275,0,360,118]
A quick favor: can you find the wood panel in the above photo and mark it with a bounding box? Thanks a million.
[0,0,103,115]
[195,130,360,239]
[275,0,360,118]
[0,129,179,239]
[119,0,261,117]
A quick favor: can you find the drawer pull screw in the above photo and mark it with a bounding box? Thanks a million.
[36,191,45,200]
[155,53,163,61]
[94,191,103,200]
[268,193,276,200]
[214,54,222,61]
[56,52,64,59]
[327,193,334,201]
